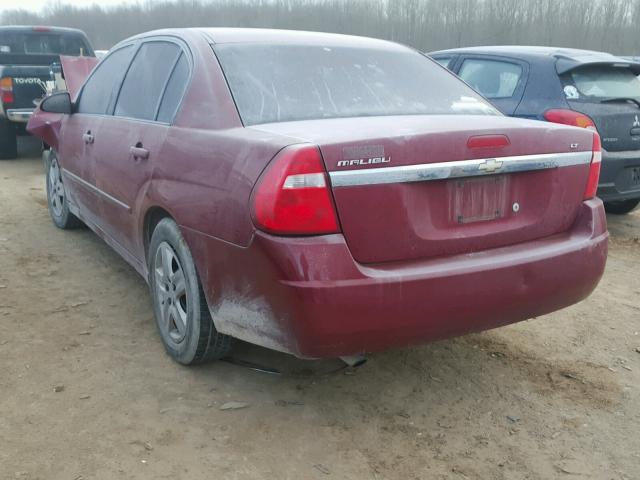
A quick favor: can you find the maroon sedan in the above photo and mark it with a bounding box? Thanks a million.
[28,29,608,365]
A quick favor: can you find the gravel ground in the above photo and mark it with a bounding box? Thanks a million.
[1,138,639,480]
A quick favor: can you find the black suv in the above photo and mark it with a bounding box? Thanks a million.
[0,26,94,159]
[431,46,640,214]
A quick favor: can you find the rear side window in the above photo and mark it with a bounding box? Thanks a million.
[157,53,189,123]
[115,41,181,121]
[562,65,640,100]
[77,45,134,115]
[214,44,498,126]
[459,59,522,99]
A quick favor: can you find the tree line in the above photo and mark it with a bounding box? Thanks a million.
[1,0,639,54]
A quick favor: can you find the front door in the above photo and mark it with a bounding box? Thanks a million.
[58,43,137,228]
[58,114,102,227]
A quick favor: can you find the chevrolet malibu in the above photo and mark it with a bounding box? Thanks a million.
[28,29,608,365]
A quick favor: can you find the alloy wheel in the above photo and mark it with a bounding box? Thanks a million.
[154,242,189,344]
[48,157,65,217]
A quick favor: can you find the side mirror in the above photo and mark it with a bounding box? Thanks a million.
[40,91,72,114]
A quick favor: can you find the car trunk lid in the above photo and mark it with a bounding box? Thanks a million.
[252,115,595,264]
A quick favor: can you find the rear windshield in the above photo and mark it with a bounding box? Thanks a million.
[562,65,640,100]
[0,31,91,56]
[214,43,499,125]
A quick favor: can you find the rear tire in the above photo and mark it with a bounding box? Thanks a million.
[0,119,17,160]
[148,218,233,365]
[46,151,83,229]
[604,199,640,215]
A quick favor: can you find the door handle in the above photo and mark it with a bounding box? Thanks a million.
[83,131,94,144]
[130,145,149,160]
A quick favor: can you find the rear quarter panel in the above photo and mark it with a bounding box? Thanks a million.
[514,58,569,120]
[145,126,299,248]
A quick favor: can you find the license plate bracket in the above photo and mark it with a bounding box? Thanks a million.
[451,175,510,224]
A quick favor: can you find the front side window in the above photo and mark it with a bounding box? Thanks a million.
[114,41,181,121]
[458,58,522,99]
[76,45,134,115]
[562,65,640,100]
[214,43,498,126]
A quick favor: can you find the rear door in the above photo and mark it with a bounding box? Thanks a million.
[94,39,188,259]
[455,55,528,115]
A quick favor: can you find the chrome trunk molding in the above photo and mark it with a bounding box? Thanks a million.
[328,151,593,187]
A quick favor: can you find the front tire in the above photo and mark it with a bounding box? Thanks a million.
[46,151,83,229]
[0,119,17,160]
[604,199,640,215]
[148,218,233,365]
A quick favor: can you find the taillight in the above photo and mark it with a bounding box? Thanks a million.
[251,144,340,235]
[0,77,13,104]
[584,132,602,200]
[544,109,597,130]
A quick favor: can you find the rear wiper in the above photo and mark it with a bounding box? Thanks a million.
[599,97,640,108]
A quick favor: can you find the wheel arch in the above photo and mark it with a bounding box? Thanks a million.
[142,206,175,262]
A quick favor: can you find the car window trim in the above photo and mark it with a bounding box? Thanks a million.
[431,55,452,68]
[153,51,184,122]
[74,42,137,117]
[111,37,191,125]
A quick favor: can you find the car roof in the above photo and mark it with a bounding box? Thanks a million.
[130,27,409,51]
[430,45,640,74]
[0,25,88,36]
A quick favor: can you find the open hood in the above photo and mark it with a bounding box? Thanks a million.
[60,55,99,99]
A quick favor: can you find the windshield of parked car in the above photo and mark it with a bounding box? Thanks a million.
[0,31,91,56]
[564,65,640,100]
[214,43,499,125]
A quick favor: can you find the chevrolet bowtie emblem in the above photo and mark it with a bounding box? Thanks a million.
[478,159,504,173]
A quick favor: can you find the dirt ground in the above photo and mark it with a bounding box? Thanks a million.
[1,138,639,480]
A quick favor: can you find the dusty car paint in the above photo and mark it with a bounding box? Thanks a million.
[28,28,608,358]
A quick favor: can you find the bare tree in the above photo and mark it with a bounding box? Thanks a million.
[1,0,639,54]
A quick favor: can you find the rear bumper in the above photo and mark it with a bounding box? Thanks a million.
[184,199,608,358]
[598,150,640,201]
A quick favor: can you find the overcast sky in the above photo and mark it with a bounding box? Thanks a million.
[0,0,142,14]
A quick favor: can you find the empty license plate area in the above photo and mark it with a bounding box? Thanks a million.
[630,166,640,187]
[618,166,640,192]
[450,175,510,224]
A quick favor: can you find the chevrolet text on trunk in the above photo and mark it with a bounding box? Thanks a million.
[27,29,608,365]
